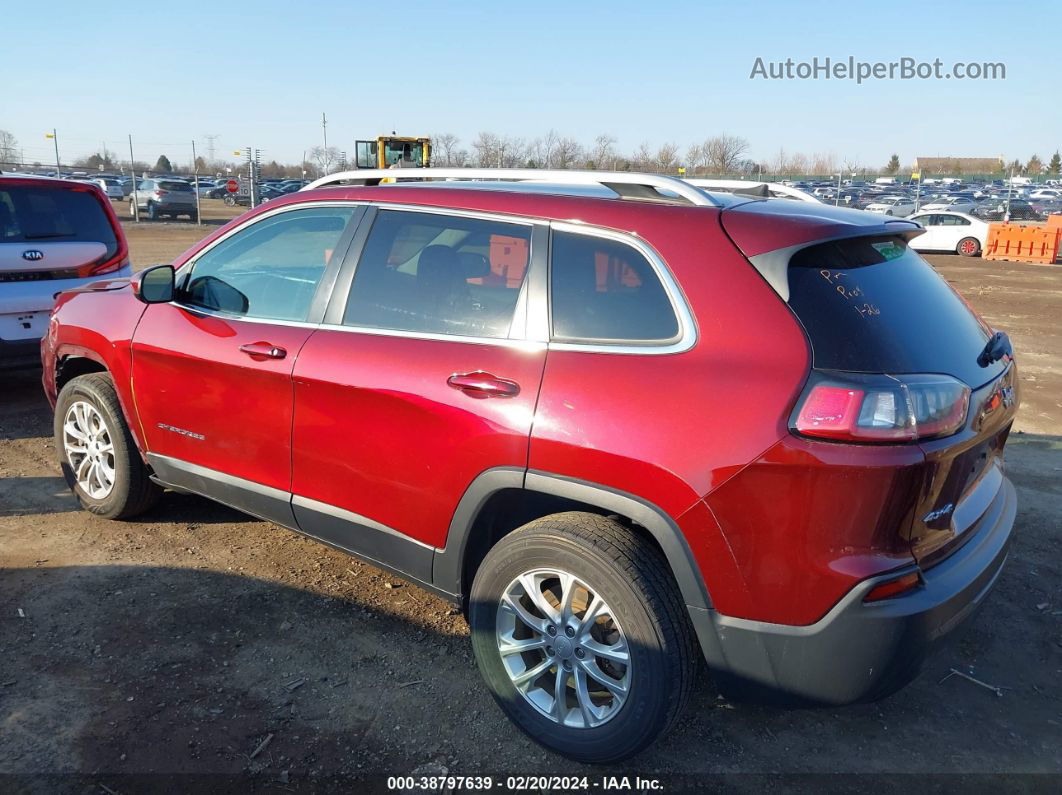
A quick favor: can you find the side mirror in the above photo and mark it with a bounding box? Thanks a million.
[133,264,175,304]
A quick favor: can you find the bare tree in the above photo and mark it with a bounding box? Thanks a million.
[630,142,654,171]
[703,134,749,174]
[809,152,838,175]
[653,143,680,173]
[685,143,704,176]
[432,133,460,166]
[590,134,617,170]
[0,129,19,166]
[309,145,341,175]
[553,137,583,169]
[471,132,502,167]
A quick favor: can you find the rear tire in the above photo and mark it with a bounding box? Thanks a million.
[957,237,981,257]
[469,512,697,763]
[147,201,158,220]
[55,373,161,520]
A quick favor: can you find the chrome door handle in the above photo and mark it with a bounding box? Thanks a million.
[239,342,287,360]
[447,371,520,398]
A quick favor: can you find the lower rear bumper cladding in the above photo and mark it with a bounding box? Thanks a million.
[0,337,44,369]
[690,476,1017,705]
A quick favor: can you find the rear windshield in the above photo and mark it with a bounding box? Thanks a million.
[0,184,117,253]
[158,180,193,192]
[787,235,1003,388]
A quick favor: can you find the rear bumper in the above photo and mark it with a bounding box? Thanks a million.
[691,476,1016,705]
[0,337,43,369]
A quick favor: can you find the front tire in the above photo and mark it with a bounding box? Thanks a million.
[55,373,161,519]
[469,512,696,763]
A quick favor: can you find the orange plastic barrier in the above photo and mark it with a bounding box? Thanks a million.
[983,220,1061,264]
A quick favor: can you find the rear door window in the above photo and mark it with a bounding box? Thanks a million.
[549,230,678,343]
[787,235,1002,388]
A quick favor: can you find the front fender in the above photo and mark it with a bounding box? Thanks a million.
[45,287,148,455]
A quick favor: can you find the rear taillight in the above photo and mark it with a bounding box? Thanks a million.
[792,371,970,443]
[84,256,129,277]
[863,571,921,602]
[155,189,168,196]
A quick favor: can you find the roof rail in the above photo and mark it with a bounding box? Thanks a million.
[684,177,821,204]
[301,168,721,207]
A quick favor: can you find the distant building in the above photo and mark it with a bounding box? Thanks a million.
[915,156,1004,175]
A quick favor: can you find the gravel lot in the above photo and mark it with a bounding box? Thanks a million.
[1,224,1060,791]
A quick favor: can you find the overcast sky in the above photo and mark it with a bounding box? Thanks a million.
[2,0,1058,169]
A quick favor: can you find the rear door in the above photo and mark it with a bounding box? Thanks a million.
[131,203,361,523]
[290,207,547,581]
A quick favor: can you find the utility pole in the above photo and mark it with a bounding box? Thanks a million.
[191,140,202,226]
[128,134,139,222]
[49,129,60,176]
[321,112,328,171]
[203,134,219,163]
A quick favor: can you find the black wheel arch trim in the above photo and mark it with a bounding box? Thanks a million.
[432,467,715,614]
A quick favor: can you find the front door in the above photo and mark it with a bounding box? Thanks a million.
[290,208,547,582]
[131,203,360,523]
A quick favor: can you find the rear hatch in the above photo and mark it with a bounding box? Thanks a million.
[721,202,1017,566]
[0,180,120,282]
[156,180,195,205]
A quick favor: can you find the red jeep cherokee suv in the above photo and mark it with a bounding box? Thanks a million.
[42,169,1018,762]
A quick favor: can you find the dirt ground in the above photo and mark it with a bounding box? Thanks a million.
[117,198,245,266]
[1,233,1061,790]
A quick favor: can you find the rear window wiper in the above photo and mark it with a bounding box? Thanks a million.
[22,232,76,240]
[977,330,1013,367]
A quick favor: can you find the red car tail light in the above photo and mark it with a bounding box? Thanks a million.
[792,371,970,443]
[863,571,921,602]
[155,189,168,196]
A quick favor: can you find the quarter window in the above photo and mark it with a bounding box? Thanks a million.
[179,206,354,321]
[343,210,531,338]
[549,231,679,343]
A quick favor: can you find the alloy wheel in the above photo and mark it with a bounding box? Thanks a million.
[63,401,115,499]
[496,568,631,729]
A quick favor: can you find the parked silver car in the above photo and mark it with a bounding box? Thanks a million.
[129,178,198,221]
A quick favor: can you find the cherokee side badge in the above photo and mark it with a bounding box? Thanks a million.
[923,503,955,523]
[157,422,205,441]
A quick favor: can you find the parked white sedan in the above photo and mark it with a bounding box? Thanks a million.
[865,195,915,216]
[908,211,989,257]
[920,196,978,214]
